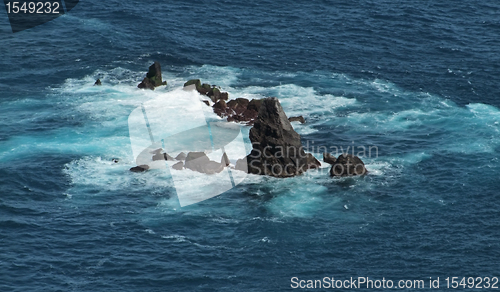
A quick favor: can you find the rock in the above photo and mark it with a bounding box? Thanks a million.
[184,79,201,89]
[213,99,227,116]
[288,116,305,124]
[151,148,174,161]
[185,152,229,174]
[137,77,155,90]
[220,92,229,101]
[209,87,221,103]
[227,98,250,111]
[111,158,119,163]
[329,154,367,177]
[138,62,167,90]
[247,99,262,112]
[94,79,102,86]
[130,165,149,172]
[202,100,210,106]
[172,162,184,170]
[163,153,175,161]
[323,152,337,164]
[239,97,320,177]
[175,152,187,161]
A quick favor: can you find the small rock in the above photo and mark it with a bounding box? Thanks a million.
[330,154,367,177]
[288,116,305,124]
[94,79,102,86]
[323,152,337,164]
[220,92,229,101]
[130,165,149,172]
[111,158,119,163]
[184,79,201,88]
[172,162,184,170]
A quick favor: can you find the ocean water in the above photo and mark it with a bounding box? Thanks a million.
[1,1,500,291]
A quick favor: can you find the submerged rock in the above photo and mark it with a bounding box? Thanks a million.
[138,62,167,90]
[329,154,367,177]
[94,79,102,86]
[237,97,320,177]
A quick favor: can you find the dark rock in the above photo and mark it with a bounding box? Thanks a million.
[130,165,149,172]
[138,62,167,90]
[94,79,102,86]
[213,99,227,116]
[323,153,337,164]
[209,87,221,103]
[197,87,210,95]
[184,79,201,89]
[175,152,187,161]
[111,158,120,163]
[239,97,320,178]
[329,154,367,177]
[137,77,155,90]
[227,98,250,111]
[202,100,210,106]
[172,162,184,170]
[185,152,229,174]
[288,116,306,124]
[247,99,262,112]
[220,92,229,101]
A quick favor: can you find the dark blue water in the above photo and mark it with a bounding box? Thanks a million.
[1,1,500,291]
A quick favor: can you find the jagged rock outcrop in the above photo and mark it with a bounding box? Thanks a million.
[138,62,167,90]
[329,154,367,177]
[235,97,320,177]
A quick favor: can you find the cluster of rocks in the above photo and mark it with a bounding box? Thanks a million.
[184,80,305,126]
[130,149,230,175]
[184,79,229,103]
[128,63,368,179]
[137,62,167,90]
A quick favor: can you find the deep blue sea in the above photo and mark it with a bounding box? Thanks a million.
[1,1,500,291]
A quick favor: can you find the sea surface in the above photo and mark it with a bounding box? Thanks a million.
[1,1,500,291]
